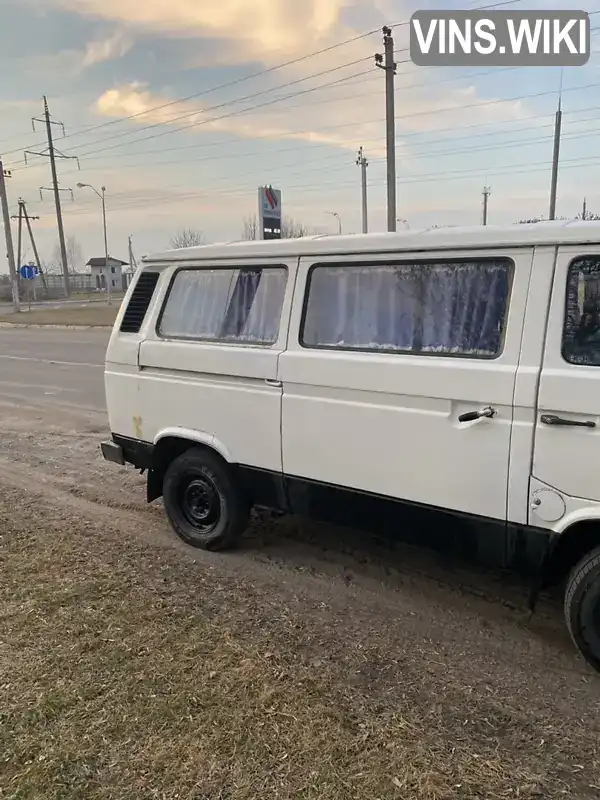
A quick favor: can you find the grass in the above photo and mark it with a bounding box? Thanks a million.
[0,303,120,326]
[1,487,599,800]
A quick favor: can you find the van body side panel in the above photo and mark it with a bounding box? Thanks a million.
[104,266,169,442]
[507,245,555,525]
[533,244,600,512]
[279,248,532,522]
[137,346,282,470]
[135,258,296,472]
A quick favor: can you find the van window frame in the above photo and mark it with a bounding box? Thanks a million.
[298,255,515,361]
[561,252,600,367]
[155,263,289,347]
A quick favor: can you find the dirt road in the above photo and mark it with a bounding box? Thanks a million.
[0,329,599,799]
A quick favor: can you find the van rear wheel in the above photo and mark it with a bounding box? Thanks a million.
[564,547,600,673]
[162,448,249,551]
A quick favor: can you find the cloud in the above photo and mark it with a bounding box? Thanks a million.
[16,28,133,79]
[40,0,351,62]
[82,30,133,67]
[92,69,531,166]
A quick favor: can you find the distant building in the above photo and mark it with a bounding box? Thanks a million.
[87,257,128,291]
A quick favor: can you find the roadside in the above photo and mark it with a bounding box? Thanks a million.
[0,357,599,798]
[0,303,119,327]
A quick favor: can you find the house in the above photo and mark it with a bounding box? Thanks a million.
[87,257,128,291]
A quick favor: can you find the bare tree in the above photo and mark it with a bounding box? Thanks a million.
[41,258,62,275]
[242,215,258,240]
[241,213,313,240]
[53,235,82,275]
[282,215,312,238]
[170,228,205,249]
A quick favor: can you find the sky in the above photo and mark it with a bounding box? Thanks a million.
[0,0,599,270]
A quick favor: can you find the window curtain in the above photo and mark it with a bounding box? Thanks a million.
[303,262,509,356]
[159,268,287,343]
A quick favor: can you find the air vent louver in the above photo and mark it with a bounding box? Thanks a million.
[120,272,160,333]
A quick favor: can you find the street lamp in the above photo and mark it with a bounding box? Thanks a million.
[325,211,342,234]
[77,182,111,305]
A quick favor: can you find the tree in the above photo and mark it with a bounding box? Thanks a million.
[242,215,258,240]
[241,214,313,240]
[516,212,600,223]
[52,235,83,275]
[41,258,62,275]
[282,215,312,238]
[170,228,205,249]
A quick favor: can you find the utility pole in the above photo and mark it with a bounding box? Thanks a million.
[356,146,369,233]
[13,199,48,296]
[482,185,491,226]
[375,26,397,232]
[548,95,562,221]
[16,198,23,270]
[582,197,587,220]
[77,183,110,304]
[26,97,79,297]
[128,235,137,272]
[0,160,20,312]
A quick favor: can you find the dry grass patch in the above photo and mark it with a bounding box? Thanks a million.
[0,304,119,327]
[0,489,598,800]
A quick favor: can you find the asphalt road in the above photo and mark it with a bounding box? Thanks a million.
[0,328,109,412]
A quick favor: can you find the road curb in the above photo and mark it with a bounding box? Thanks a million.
[0,323,112,330]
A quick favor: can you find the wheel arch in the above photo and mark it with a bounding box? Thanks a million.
[541,519,600,589]
[147,429,233,503]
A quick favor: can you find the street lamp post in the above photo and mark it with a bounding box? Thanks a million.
[77,182,111,305]
[325,211,342,234]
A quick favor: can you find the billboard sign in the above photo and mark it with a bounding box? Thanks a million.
[258,185,282,240]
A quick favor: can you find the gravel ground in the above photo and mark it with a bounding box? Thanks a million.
[0,395,599,799]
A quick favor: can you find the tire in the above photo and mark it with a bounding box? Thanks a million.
[564,546,600,673]
[162,448,249,551]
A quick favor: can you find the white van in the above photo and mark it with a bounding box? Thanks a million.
[102,222,600,671]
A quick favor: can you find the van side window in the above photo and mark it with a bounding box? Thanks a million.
[158,266,287,344]
[563,255,600,366]
[301,259,511,358]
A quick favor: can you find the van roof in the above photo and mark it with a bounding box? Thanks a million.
[142,220,600,264]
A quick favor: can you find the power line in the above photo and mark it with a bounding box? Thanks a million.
[44,60,376,160]
[47,102,600,176]
[0,0,526,154]
[15,72,600,182]
[59,145,600,219]
[49,78,600,176]
[6,0,556,165]
[58,153,600,222]
[8,23,600,172]
[7,64,377,169]
[0,25,389,156]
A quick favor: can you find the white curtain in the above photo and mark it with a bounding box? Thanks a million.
[159,267,287,344]
[303,261,510,356]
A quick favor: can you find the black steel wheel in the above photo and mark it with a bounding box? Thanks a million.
[564,546,600,673]
[162,447,249,551]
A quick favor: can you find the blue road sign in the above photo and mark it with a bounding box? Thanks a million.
[19,264,36,280]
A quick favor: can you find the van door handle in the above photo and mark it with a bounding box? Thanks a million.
[458,406,496,423]
[540,414,596,428]
[264,379,282,388]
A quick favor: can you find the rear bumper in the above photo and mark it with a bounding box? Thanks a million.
[100,434,154,470]
[101,440,125,465]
